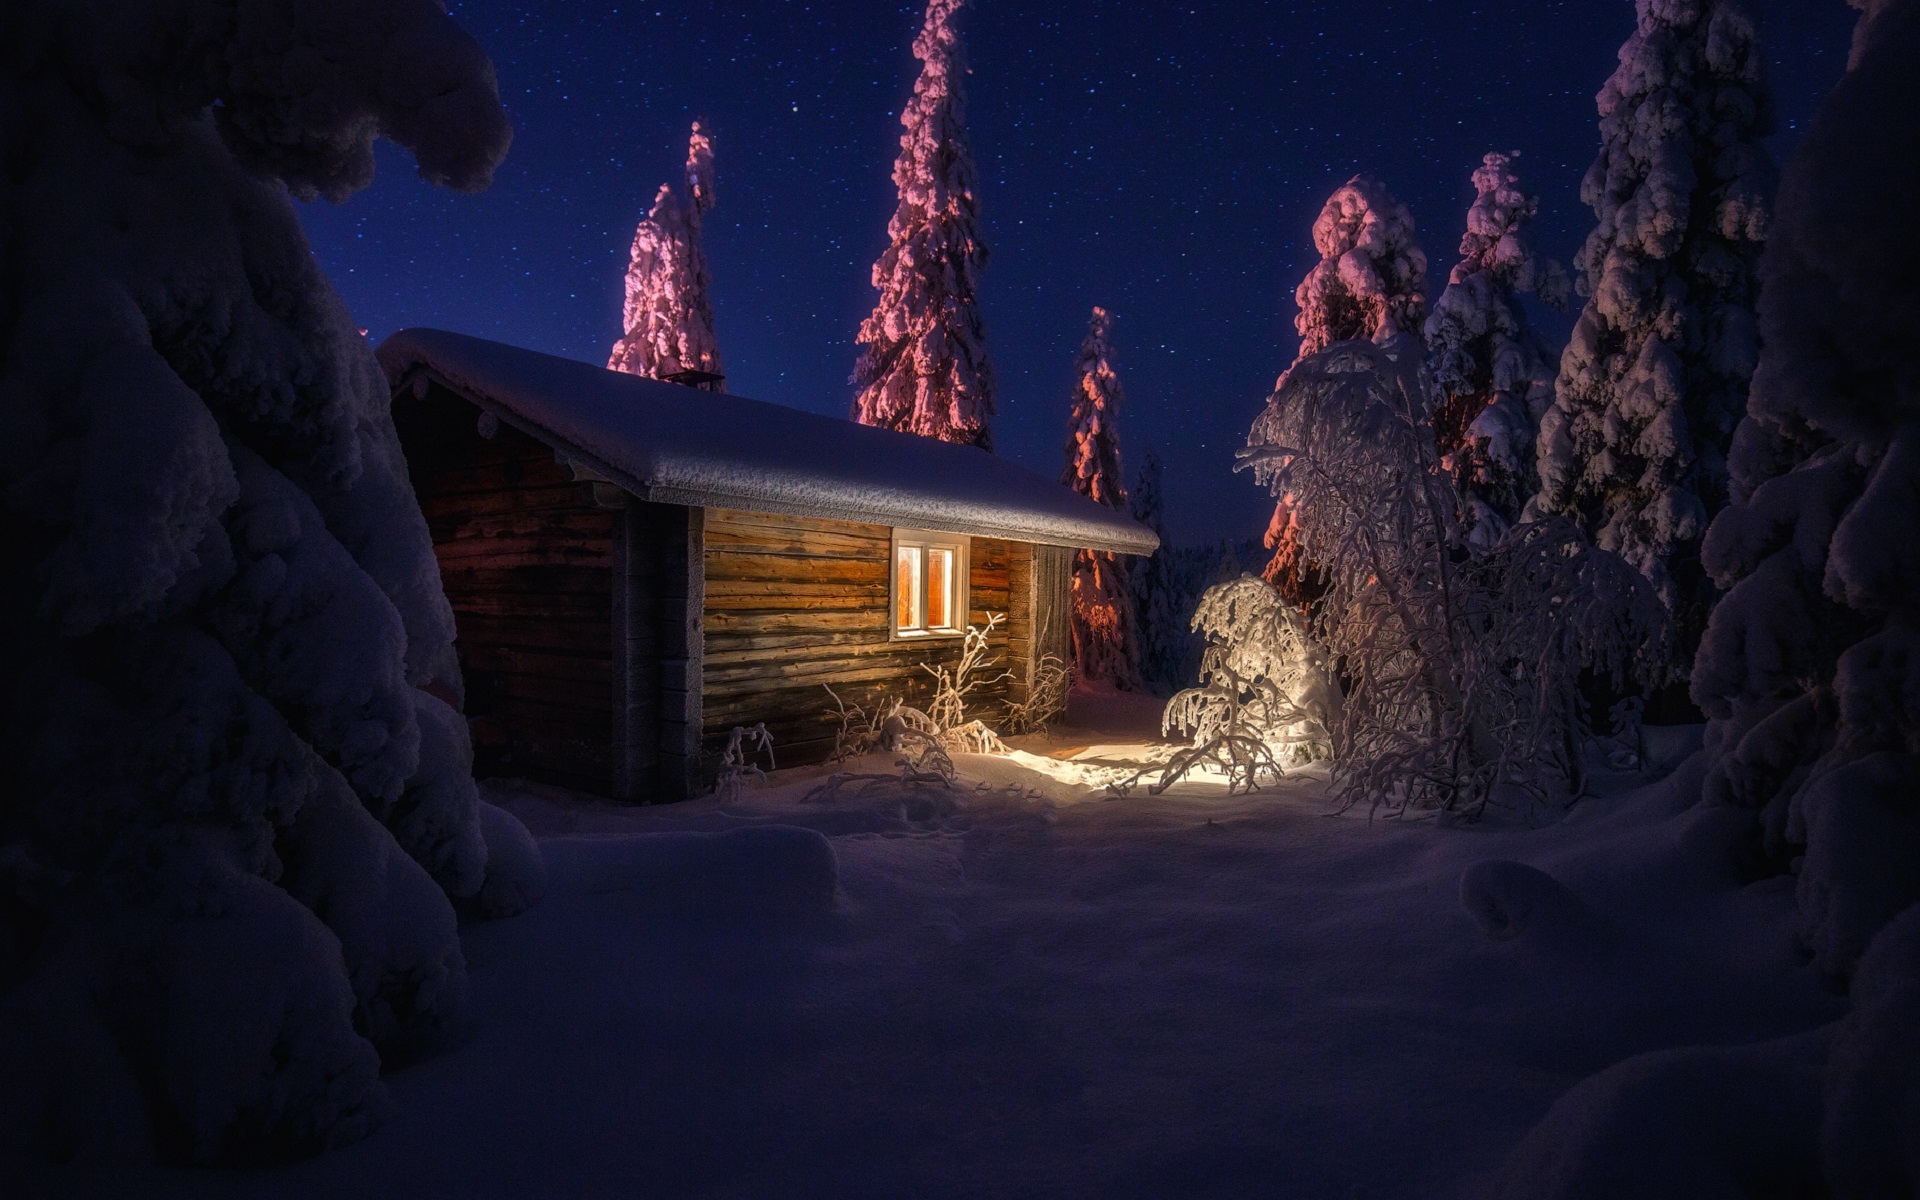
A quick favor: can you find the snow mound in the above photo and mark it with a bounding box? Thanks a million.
[1492,1031,1828,1200]
[1822,902,1920,1196]
[1458,860,1598,946]
[467,802,548,919]
[545,827,838,916]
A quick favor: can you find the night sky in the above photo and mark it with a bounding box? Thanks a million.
[301,0,1858,546]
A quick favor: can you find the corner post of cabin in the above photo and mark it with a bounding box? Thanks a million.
[1033,543,1072,672]
[658,505,705,799]
[610,497,646,804]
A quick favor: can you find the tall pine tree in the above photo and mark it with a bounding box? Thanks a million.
[1127,449,1184,696]
[1062,307,1140,688]
[608,122,723,389]
[851,0,993,449]
[1424,151,1568,549]
[1535,0,1774,658]
[1264,175,1428,598]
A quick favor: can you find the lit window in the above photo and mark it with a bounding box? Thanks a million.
[892,530,968,637]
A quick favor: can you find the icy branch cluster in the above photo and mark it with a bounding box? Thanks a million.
[1242,339,1669,815]
[1121,575,1336,797]
[1425,152,1569,550]
[1264,175,1428,599]
[1691,0,1920,983]
[0,0,540,1165]
[1061,306,1142,689]
[607,122,724,388]
[851,0,994,450]
[1535,0,1775,654]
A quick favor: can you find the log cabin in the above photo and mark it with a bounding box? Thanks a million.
[377,329,1158,802]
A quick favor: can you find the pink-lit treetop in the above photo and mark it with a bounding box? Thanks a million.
[1264,175,1428,598]
[1424,151,1568,548]
[1294,174,1430,359]
[851,0,994,450]
[608,121,723,388]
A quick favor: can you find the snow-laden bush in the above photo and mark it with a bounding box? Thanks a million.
[607,122,724,388]
[1424,151,1568,550]
[1535,0,1774,658]
[1691,0,1920,979]
[0,0,540,1165]
[1120,575,1336,796]
[1241,338,1670,815]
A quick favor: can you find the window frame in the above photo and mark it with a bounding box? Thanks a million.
[889,528,970,640]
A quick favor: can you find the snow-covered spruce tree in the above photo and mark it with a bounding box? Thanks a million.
[1424,152,1570,550]
[1127,450,1185,696]
[1241,337,1669,814]
[1691,0,1920,981]
[851,0,993,450]
[1535,0,1774,659]
[1263,176,1428,600]
[0,0,543,1165]
[1062,306,1140,688]
[607,121,724,389]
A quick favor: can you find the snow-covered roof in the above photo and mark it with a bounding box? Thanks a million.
[377,329,1158,555]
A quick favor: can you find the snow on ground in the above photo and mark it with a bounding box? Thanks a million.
[27,695,1840,1199]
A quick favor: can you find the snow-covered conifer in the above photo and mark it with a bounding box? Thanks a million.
[0,0,541,1164]
[851,0,994,449]
[1691,0,1920,979]
[607,122,724,389]
[1425,152,1569,548]
[1536,0,1775,653]
[1128,451,1185,695]
[1062,307,1127,508]
[1263,176,1428,597]
[1061,307,1140,688]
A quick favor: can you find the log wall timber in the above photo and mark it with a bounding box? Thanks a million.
[394,383,616,794]
[702,509,1033,765]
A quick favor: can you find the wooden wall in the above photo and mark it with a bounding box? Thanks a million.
[701,509,1033,766]
[395,385,617,794]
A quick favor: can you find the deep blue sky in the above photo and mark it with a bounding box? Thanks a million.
[302,0,1857,545]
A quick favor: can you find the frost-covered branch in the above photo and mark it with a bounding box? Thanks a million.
[1241,338,1668,816]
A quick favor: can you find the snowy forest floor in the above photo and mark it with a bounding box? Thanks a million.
[32,694,1843,1199]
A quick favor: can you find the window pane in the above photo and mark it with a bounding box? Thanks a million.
[895,545,922,630]
[927,548,953,629]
